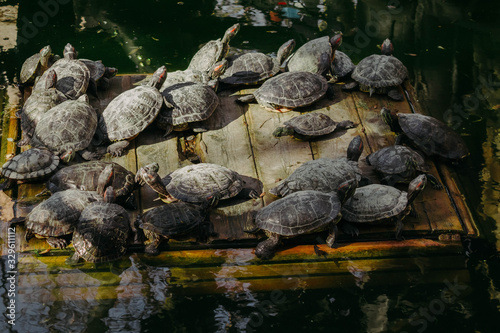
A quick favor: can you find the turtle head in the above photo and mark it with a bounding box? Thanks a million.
[105,67,118,78]
[272,126,293,138]
[209,59,228,80]
[276,39,296,65]
[329,32,343,51]
[380,107,401,133]
[381,38,393,56]
[346,135,364,162]
[103,186,116,203]
[135,162,160,184]
[63,43,77,60]
[222,23,240,44]
[407,174,427,204]
[39,45,53,67]
[77,94,90,104]
[337,179,357,204]
[60,150,76,163]
[150,66,167,89]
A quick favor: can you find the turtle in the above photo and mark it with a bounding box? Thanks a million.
[0,148,59,190]
[30,94,99,162]
[269,135,364,197]
[219,39,296,86]
[187,23,240,73]
[32,43,90,99]
[343,39,408,101]
[331,50,355,80]
[19,45,54,87]
[17,69,68,146]
[286,32,343,80]
[96,66,167,157]
[340,174,427,240]
[380,108,470,162]
[79,58,118,94]
[366,144,443,189]
[68,187,131,264]
[237,71,329,112]
[136,199,212,255]
[159,60,228,92]
[46,161,137,208]
[135,162,260,204]
[249,179,357,259]
[272,113,356,140]
[19,189,104,253]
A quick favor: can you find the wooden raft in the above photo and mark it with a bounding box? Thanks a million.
[0,75,477,294]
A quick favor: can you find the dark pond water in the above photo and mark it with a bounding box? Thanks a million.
[1,0,500,332]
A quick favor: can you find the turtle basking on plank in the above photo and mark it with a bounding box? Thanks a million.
[273,113,355,140]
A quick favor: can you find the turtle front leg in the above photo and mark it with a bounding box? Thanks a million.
[144,230,164,256]
[339,221,359,237]
[107,141,130,157]
[325,222,339,248]
[395,216,404,240]
[46,236,69,249]
[255,234,281,259]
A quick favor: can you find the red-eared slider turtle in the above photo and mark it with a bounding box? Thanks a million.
[80,58,118,94]
[135,162,260,204]
[380,108,470,162]
[237,71,329,112]
[17,69,68,146]
[220,39,296,86]
[341,174,427,239]
[286,33,343,79]
[19,45,54,87]
[33,43,90,99]
[97,66,167,157]
[332,50,355,80]
[273,113,355,140]
[366,144,442,189]
[68,187,131,264]
[0,148,59,190]
[344,39,408,101]
[30,94,98,162]
[188,23,240,73]
[137,200,212,255]
[19,189,104,252]
[46,161,137,208]
[269,135,364,197]
[249,180,356,259]
[159,60,228,92]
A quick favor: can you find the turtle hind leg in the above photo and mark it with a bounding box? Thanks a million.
[107,141,130,157]
[46,236,70,249]
[325,223,339,248]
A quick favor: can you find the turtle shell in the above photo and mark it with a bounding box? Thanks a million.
[32,95,97,156]
[72,202,130,263]
[341,184,408,222]
[352,54,408,89]
[20,46,54,85]
[99,85,162,142]
[1,148,59,180]
[163,163,244,203]
[35,58,90,99]
[220,52,280,85]
[159,69,211,92]
[284,113,338,136]
[158,82,219,128]
[253,71,328,109]
[286,36,332,74]
[139,201,205,237]
[366,145,428,176]
[188,39,225,73]
[47,161,136,203]
[332,50,355,78]
[25,190,103,237]
[79,59,105,81]
[255,190,341,236]
[398,113,469,160]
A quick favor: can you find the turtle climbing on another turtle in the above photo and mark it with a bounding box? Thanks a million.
[19,45,55,88]
[273,113,355,140]
[80,58,118,94]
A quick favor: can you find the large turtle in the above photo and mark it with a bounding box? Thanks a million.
[30,94,98,162]
[187,23,240,73]
[137,200,211,255]
[32,43,90,99]
[219,39,296,86]
[0,148,59,190]
[135,162,260,204]
[237,71,329,112]
[19,45,54,87]
[249,179,356,259]
[344,39,408,101]
[341,174,427,240]
[331,50,355,80]
[97,66,167,157]
[273,113,355,140]
[380,108,470,162]
[68,187,131,264]
[80,58,118,94]
[366,144,442,189]
[269,135,364,197]
[286,33,343,79]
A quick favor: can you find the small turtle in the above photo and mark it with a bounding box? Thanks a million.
[273,113,355,140]
[269,135,364,197]
[135,162,260,204]
[366,144,442,189]
[220,39,296,86]
[137,199,212,255]
[341,174,427,239]
[30,94,98,162]
[32,43,90,99]
[188,23,240,73]
[249,180,356,259]
[0,148,59,190]
[19,45,54,87]
[380,108,469,162]
[97,66,167,157]
[331,50,355,80]
[68,187,131,264]
[237,71,329,112]
[343,39,408,101]
[80,58,118,94]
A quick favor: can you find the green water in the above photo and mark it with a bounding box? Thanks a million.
[1,0,500,332]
